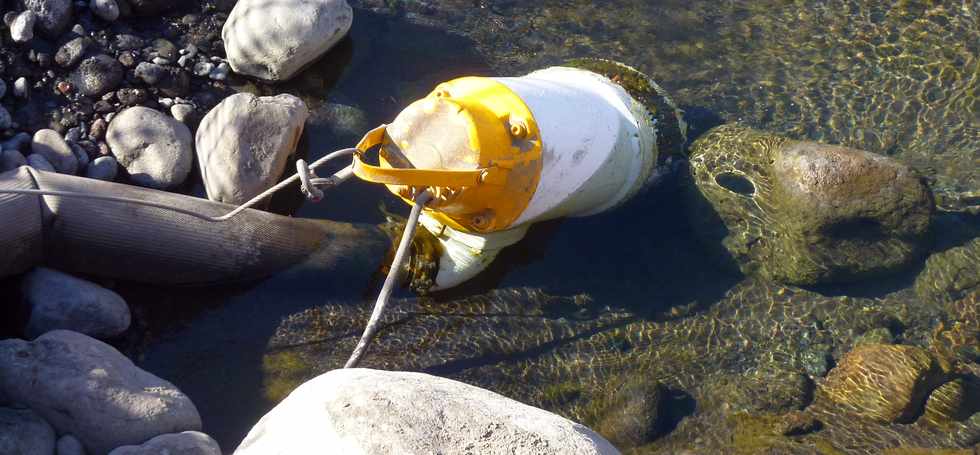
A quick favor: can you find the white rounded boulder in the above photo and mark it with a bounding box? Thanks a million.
[107,106,193,189]
[222,0,353,81]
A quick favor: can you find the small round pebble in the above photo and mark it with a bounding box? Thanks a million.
[13,78,29,98]
[10,11,37,43]
[85,155,118,181]
[0,106,11,130]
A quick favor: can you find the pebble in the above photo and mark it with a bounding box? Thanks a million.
[10,11,37,43]
[90,0,120,21]
[192,61,214,77]
[70,141,90,169]
[151,38,178,60]
[116,87,147,106]
[2,12,17,28]
[57,434,86,455]
[134,61,166,85]
[151,56,170,65]
[89,118,107,139]
[108,431,221,455]
[158,97,174,108]
[94,100,114,113]
[208,62,229,81]
[65,126,84,143]
[23,0,74,36]
[0,149,28,172]
[85,155,117,180]
[55,36,89,68]
[32,129,78,174]
[71,23,85,35]
[14,77,29,98]
[114,34,144,50]
[22,267,131,339]
[3,132,32,151]
[177,54,192,67]
[107,106,193,189]
[0,106,11,130]
[183,44,198,58]
[26,153,56,172]
[117,52,136,67]
[170,104,194,123]
[71,55,124,97]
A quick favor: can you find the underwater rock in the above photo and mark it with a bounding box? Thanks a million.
[0,407,56,455]
[196,93,308,204]
[107,106,193,189]
[686,124,933,285]
[0,330,202,454]
[817,344,948,423]
[593,376,665,449]
[108,431,221,455]
[222,0,353,81]
[920,379,978,429]
[915,238,980,304]
[235,368,618,455]
[22,267,131,339]
[709,364,814,414]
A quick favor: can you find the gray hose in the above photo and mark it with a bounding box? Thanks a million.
[0,166,390,286]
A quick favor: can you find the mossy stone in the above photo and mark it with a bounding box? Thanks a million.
[686,124,934,285]
[592,376,665,449]
[915,238,980,304]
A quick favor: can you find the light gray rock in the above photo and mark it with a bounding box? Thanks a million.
[207,62,228,81]
[222,0,353,81]
[235,368,619,455]
[21,0,74,37]
[192,61,213,77]
[196,93,308,204]
[27,153,56,172]
[85,155,117,180]
[108,431,220,455]
[0,105,11,130]
[14,77,29,98]
[170,103,194,123]
[55,36,88,68]
[22,267,131,339]
[0,330,203,455]
[1,149,28,171]
[32,129,78,174]
[107,106,193,189]
[57,434,86,455]
[0,407,56,455]
[10,10,36,43]
[71,54,124,97]
[89,0,119,21]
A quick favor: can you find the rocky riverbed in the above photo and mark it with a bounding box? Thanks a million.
[1,0,978,454]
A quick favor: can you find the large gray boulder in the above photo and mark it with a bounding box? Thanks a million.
[20,0,73,37]
[0,330,203,454]
[32,129,77,174]
[22,267,131,339]
[235,368,619,455]
[222,0,353,81]
[107,106,193,189]
[196,93,308,204]
[108,431,221,455]
[0,407,56,455]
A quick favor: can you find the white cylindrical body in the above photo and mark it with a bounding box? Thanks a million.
[496,66,658,227]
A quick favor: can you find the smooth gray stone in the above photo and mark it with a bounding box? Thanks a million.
[85,155,117,181]
[0,407,56,455]
[108,431,220,455]
[32,129,78,174]
[22,267,131,339]
[106,106,192,189]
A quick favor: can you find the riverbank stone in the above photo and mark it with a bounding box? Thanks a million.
[107,106,193,189]
[196,93,308,204]
[85,155,118,181]
[21,0,73,37]
[32,129,77,174]
[0,407,56,455]
[235,368,618,454]
[10,10,36,43]
[0,330,202,454]
[685,124,934,285]
[90,0,120,21]
[71,55,124,97]
[222,0,353,81]
[108,431,221,455]
[22,267,131,339]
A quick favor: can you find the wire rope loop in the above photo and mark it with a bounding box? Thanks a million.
[296,159,325,203]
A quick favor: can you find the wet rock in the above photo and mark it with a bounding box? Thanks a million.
[57,434,85,455]
[921,379,979,429]
[236,368,617,455]
[71,55,124,97]
[21,0,74,37]
[108,431,221,455]
[0,330,202,454]
[55,36,89,68]
[308,102,370,143]
[818,344,948,423]
[107,106,193,189]
[134,62,189,97]
[0,149,28,171]
[686,124,933,285]
[14,77,29,98]
[85,155,117,181]
[915,238,980,304]
[89,0,119,21]
[22,267,131,339]
[711,364,814,414]
[32,128,78,174]
[10,10,37,43]
[222,0,353,81]
[0,106,11,130]
[196,93,308,204]
[593,377,665,449]
[26,153,56,171]
[0,407,56,455]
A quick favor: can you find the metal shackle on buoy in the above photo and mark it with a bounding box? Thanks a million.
[352,59,686,290]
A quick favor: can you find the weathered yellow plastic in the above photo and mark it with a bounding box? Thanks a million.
[351,77,543,233]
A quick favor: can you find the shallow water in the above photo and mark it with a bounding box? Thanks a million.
[124,1,978,452]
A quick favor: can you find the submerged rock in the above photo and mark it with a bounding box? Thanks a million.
[0,330,202,454]
[593,376,665,450]
[685,124,933,285]
[22,267,131,339]
[21,0,73,37]
[108,431,221,455]
[196,93,308,204]
[0,407,56,455]
[235,368,618,455]
[107,106,193,189]
[222,0,353,81]
[915,238,980,304]
[817,344,948,423]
